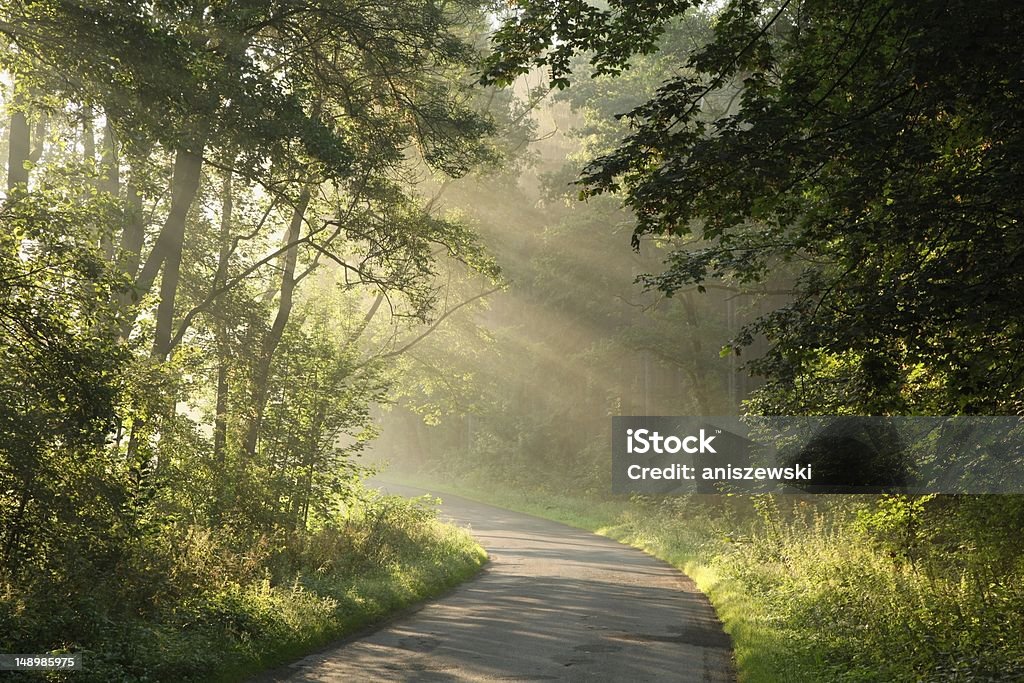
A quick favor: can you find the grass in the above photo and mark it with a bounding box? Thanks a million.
[380,470,1024,682]
[213,509,488,682]
[0,492,488,683]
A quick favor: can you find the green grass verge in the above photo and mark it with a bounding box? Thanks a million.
[1,493,488,683]
[214,514,488,682]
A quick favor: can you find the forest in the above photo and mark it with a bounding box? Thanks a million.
[1,0,1022,681]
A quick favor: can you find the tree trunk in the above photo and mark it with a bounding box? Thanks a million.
[243,187,312,457]
[144,147,205,359]
[28,114,45,165]
[82,106,96,163]
[213,172,233,466]
[117,154,148,280]
[122,144,204,462]
[299,395,326,532]
[6,82,30,192]
[207,172,235,521]
[111,152,149,341]
[100,118,120,260]
[214,355,230,456]
[681,292,713,413]
[81,106,109,260]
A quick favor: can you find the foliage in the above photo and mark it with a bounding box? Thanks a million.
[0,0,507,678]
[485,0,1024,414]
[0,189,130,580]
[0,492,486,682]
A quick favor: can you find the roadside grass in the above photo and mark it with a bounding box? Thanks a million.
[215,500,488,683]
[0,492,487,683]
[381,471,1024,682]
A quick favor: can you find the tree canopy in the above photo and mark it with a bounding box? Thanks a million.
[485,0,1024,414]
[0,0,503,609]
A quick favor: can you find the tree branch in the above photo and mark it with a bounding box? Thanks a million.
[360,285,502,367]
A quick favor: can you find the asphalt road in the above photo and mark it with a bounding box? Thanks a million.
[257,483,735,682]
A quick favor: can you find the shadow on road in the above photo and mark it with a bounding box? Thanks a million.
[255,483,734,682]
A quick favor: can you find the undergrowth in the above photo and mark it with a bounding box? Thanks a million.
[0,490,487,682]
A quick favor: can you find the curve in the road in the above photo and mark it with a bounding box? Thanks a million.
[256,484,735,682]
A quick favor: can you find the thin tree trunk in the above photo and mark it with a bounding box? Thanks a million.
[6,81,30,192]
[28,114,45,165]
[299,396,326,532]
[125,420,143,468]
[81,106,108,260]
[681,292,713,413]
[213,172,233,466]
[243,187,312,457]
[82,106,96,163]
[342,292,385,353]
[111,153,148,342]
[117,155,148,280]
[100,118,120,260]
[146,147,205,359]
[300,456,315,532]
[214,357,230,454]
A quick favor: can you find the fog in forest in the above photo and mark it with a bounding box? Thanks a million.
[362,72,781,492]
[2,2,1022,680]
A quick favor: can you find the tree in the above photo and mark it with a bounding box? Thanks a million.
[0,1,541,675]
[484,0,1024,414]
[0,0,506,570]
[0,185,128,575]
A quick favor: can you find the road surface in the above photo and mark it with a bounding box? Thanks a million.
[256,484,735,682]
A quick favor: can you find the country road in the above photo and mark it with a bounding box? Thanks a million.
[255,484,735,682]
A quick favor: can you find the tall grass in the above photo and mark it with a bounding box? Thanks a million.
[0,491,487,682]
[386,472,1024,682]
